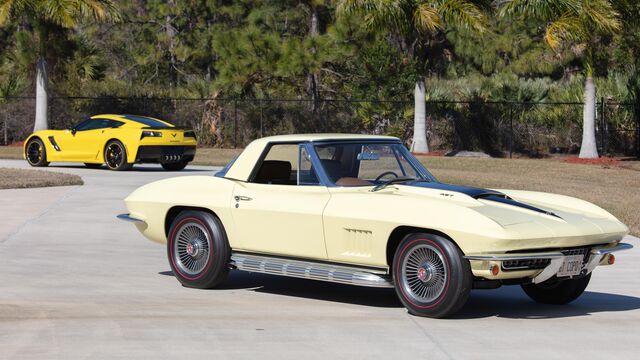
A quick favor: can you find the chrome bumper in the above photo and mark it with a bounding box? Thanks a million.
[116,213,146,223]
[465,242,633,284]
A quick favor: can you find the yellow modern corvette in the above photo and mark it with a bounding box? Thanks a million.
[119,134,631,318]
[24,114,197,171]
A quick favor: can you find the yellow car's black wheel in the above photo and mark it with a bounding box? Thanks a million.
[25,138,49,167]
[104,140,132,171]
[167,211,230,289]
[521,273,591,304]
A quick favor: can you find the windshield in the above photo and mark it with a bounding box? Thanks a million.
[314,142,435,186]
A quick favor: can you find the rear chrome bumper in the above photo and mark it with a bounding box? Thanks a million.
[465,242,633,284]
[117,213,146,223]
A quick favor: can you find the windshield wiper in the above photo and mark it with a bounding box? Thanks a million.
[371,177,422,192]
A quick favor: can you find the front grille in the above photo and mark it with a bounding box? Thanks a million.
[502,258,550,271]
[561,247,590,264]
[501,247,592,271]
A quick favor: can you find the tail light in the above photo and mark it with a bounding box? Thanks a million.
[141,131,163,139]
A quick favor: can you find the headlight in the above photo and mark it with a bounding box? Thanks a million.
[141,131,163,139]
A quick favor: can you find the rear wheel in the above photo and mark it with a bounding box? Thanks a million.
[104,140,132,171]
[25,138,49,167]
[392,233,472,318]
[167,211,230,289]
[161,160,188,171]
[521,274,591,304]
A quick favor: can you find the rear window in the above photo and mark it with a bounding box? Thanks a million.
[123,115,172,128]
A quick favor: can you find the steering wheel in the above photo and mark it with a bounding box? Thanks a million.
[374,171,399,182]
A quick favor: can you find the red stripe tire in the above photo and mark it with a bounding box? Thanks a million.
[167,210,230,289]
[392,233,472,318]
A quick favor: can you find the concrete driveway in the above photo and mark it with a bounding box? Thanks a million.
[1,159,639,359]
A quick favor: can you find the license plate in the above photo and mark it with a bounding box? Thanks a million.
[557,255,584,277]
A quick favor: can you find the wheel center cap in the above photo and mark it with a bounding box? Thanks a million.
[186,240,200,257]
[417,265,433,282]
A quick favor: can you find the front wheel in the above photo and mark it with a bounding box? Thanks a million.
[104,140,132,171]
[167,211,230,289]
[521,274,591,305]
[161,160,188,171]
[25,138,49,167]
[392,233,472,318]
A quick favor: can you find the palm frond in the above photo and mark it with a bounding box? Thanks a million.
[581,0,620,34]
[544,12,584,49]
[496,0,579,20]
[438,0,489,33]
[413,3,443,34]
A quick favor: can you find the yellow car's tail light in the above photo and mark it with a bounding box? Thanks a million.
[141,131,163,139]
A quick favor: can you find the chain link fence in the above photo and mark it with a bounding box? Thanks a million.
[1,96,638,157]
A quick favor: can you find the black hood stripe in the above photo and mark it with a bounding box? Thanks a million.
[406,181,560,218]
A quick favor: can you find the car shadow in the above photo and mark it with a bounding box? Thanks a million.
[49,164,212,172]
[159,270,640,318]
[453,286,640,320]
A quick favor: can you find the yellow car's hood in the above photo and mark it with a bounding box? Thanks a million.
[394,182,628,241]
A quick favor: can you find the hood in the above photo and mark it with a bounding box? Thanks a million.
[393,181,626,238]
[402,181,559,219]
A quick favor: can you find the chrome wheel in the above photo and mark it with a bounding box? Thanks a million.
[27,141,43,164]
[401,244,447,303]
[105,143,123,168]
[173,222,211,275]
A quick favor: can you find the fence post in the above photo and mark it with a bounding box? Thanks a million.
[259,99,263,138]
[3,113,7,146]
[509,103,513,159]
[233,99,238,149]
[600,97,606,154]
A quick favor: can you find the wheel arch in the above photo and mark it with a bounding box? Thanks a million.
[386,226,462,269]
[24,135,46,160]
[164,205,220,238]
[103,138,132,162]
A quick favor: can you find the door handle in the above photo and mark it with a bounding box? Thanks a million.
[234,195,252,202]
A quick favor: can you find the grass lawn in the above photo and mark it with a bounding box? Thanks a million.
[0,168,83,189]
[1,146,637,235]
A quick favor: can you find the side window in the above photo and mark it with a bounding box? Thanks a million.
[109,120,125,128]
[298,146,319,185]
[76,119,112,131]
[252,144,319,186]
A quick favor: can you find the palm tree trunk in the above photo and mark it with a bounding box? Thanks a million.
[34,24,49,132]
[411,78,429,153]
[34,56,48,132]
[579,76,599,158]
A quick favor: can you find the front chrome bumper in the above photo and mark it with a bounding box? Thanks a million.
[465,242,633,284]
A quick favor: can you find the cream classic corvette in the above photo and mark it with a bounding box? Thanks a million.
[119,134,632,318]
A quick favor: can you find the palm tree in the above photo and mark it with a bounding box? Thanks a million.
[0,0,120,131]
[337,0,488,153]
[498,0,621,158]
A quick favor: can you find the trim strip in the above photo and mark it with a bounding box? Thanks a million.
[116,213,145,223]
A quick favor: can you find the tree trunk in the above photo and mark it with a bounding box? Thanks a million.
[307,4,321,126]
[34,56,48,132]
[166,0,177,87]
[411,78,429,153]
[579,76,598,158]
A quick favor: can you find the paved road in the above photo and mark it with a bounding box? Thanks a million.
[1,159,639,359]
